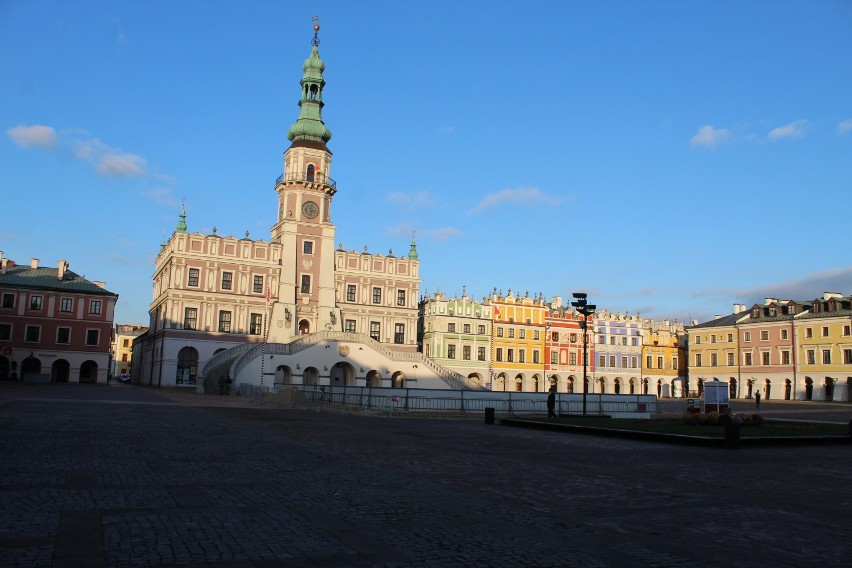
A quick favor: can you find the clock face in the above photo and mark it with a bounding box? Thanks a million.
[302,201,319,219]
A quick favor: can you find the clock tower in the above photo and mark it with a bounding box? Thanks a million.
[269,23,340,342]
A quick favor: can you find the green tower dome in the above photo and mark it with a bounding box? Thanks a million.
[287,25,332,146]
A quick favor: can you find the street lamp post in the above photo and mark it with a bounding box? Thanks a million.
[571,293,596,416]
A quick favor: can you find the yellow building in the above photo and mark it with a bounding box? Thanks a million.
[796,293,852,401]
[686,308,745,399]
[111,324,148,380]
[490,289,547,392]
[641,319,687,397]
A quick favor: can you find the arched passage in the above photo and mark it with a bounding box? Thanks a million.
[303,367,319,386]
[331,361,356,386]
[299,319,310,335]
[79,360,98,383]
[176,346,198,385]
[366,370,381,387]
[52,359,70,383]
[391,371,406,388]
[21,355,41,381]
[276,365,293,385]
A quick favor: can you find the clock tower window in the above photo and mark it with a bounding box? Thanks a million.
[306,164,315,182]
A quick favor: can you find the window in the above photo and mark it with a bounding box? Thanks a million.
[532,350,539,364]
[86,329,99,346]
[496,327,503,338]
[570,352,577,365]
[552,352,559,365]
[744,332,751,341]
[760,330,769,341]
[570,333,577,343]
[89,300,102,315]
[344,319,356,333]
[370,321,380,341]
[646,355,653,368]
[0,323,11,340]
[253,276,263,293]
[346,285,356,302]
[821,326,829,337]
[599,335,606,344]
[25,325,40,342]
[551,331,559,342]
[657,356,663,369]
[781,329,788,340]
[60,298,73,313]
[303,241,314,254]
[507,349,514,362]
[394,324,404,344]
[184,308,198,330]
[822,349,831,364]
[782,350,790,365]
[397,290,406,307]
[519,329,525,339]
[477,347,486,361]
[56,327,70,344]
[478,325,486,335]
[695,336,701,344]
[176,347,198,385]
[121,354,128,362]
[805,328,813,338]
[187,268,200,287]
[727,334,733,342]
[711,335,717,343]
[762,352,770,365]
[508,329,515,338]
[621,337,627,346]
[519,350,525,363]
[249,313,263,335]
[610,356,617,367]
[621,356,627,368]
[533,330,539,340]
[599,355,606,367]
[695,354,702,367]
[448,345,456,359]
[806,350,815,364]
[448,323,456,333]
[1,293,14,309]
[744,353,752,366]
[300,274,311,294]
[30,296,43,310]
[122,339,129,347]
[221,272,233,290]
[844,325,851,337]
[672,356,678,369]
[463,324,470,334]
[632,337,638,346]
[844,349,852,364]
[496,348,503,362]
[609,336,615,345]
[218,311,232,332]
[372,287,381,304]
[727,353,734,366]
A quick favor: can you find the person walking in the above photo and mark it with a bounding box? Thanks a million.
[547,384,557,418]
[755,390,761,409]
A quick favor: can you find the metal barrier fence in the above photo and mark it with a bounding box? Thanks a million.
[248,384,655,419]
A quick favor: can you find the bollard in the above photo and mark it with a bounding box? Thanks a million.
[724,422,741,449]
[484,407,495,425]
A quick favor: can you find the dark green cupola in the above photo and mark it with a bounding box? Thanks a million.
[286,24,333,149]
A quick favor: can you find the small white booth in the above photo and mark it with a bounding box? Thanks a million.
[702,380,730,414]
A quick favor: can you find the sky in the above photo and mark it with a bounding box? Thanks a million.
[2,0,851,327]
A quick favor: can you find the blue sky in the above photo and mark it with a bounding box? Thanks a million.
[2,0,851,326]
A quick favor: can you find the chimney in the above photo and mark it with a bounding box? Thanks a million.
[30,258,39,269]
[58,259,68,280]
[0,251,5,275]
[714,314,722,320]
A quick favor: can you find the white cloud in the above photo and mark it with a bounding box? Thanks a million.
[690,125,732,149]
[141,188,179,207]
[71,138,147,177]
[837,119,852,135]
[768,119,808,140]
[387,192,435,209]
[420,227,462,242]
[469,187,560,214]
[97,152,146,177]
[7,124,58,149]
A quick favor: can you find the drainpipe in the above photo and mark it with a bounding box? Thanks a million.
[791,315,797,400]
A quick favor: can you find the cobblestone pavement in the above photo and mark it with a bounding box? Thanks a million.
[1,384,850,568]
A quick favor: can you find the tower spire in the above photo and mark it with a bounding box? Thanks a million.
[287,21,332,149]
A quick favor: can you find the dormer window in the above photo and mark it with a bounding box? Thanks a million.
[752,308,760,318]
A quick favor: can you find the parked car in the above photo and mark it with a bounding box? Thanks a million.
[118,374,131,384]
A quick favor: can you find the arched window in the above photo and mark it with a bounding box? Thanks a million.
[306,164,315,182]
[176,347,198,385]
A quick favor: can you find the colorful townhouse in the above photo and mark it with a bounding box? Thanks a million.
[417,289,493,388]
[490,289,547,392]
[544,301,595,394]
[592,310,643,394]
[795,293,852,401]
[640,319,687,397]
